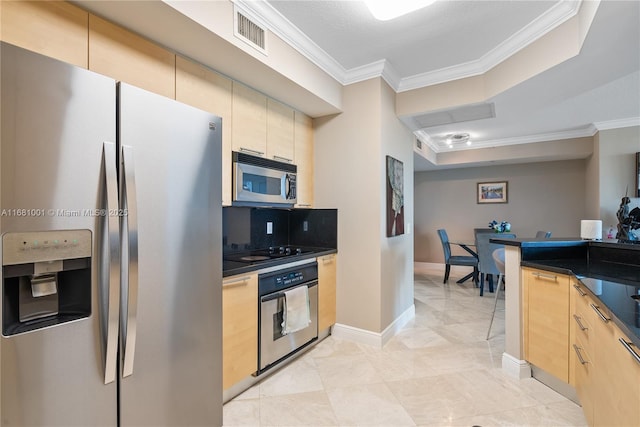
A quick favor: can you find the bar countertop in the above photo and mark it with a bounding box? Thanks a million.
[497,238,640,348]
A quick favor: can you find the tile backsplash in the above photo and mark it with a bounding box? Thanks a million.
[223,207,337,254]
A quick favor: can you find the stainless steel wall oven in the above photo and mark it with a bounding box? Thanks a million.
[258,261,318,373]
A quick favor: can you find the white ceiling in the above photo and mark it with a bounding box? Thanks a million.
[74,0,640,172]
[256,0,640,171]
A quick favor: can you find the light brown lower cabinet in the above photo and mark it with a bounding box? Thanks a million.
[590,303,640,426]
[222,273,258,390]
[569,279,640,427]
[318,254,337,332]
[523,268,570,382]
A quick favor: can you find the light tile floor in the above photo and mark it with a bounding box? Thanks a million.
[223,268,587,426]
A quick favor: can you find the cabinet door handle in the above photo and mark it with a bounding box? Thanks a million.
[272,155,293,163]
[223,276,252,288]
[573,314,588,331]
[573,344,589,365]
[618,338,640,365]
[320,255,334,264]
[239,147,264,156]
[532,272,557,281]
[573,284,587,297]
[590,303,610,323]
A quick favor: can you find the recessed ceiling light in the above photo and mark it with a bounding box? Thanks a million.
[364,0,437,21]
[445,133,471,147]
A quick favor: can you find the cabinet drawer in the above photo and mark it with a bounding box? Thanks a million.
[573,333,594,426]
[573,293,593,349]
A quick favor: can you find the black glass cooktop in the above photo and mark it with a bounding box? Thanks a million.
[223,246,315,264]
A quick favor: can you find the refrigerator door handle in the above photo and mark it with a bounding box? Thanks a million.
[102,142,120,385]
[121,144,139,378]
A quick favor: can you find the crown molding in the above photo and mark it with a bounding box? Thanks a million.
[418,117,640,154]
[593,117,640,131]
[418,124,599,154]
[233,0,347,82]
[239,0,582,92]
[397,0,582,91]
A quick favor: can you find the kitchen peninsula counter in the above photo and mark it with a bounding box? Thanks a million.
[492,237,640,349]
[487,237,640,380]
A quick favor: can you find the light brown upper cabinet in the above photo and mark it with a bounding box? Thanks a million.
[231,82,268,157]
[89,14,175,99]
[266,99,295,163]
[0,0,88,68]
[294,112,314,207]
[176,56,233,206]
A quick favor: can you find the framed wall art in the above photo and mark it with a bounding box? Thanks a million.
[386,156,404,237]
[477,181,508,204]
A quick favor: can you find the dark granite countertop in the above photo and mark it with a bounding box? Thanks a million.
[223,248,337,277]
[521,256,640,349]
[490,237,591,248]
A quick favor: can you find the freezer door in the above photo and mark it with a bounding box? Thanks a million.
[0,43,118,425]
[118,83,222,426]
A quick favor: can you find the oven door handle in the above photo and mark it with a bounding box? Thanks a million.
[261,282,317,303]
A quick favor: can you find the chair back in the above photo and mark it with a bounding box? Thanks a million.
[437,229,451,262]
[476,233,515,275]
[492,248,506,275]
[535,230,552,239]
[474,228,494,235]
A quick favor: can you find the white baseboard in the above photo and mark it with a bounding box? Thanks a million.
[332,304,415,349]
[501,352,531,379]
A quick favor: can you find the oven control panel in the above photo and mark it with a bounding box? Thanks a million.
[275,272,305,287]
[258,262,318,297]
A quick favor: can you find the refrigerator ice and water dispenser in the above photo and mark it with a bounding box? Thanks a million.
[2,230,92,336]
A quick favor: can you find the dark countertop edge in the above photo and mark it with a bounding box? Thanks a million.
[491,237,640,250]
[520,261,576,276]
[490,237,590,247]
[521,260,640,349]
[223,248,337,277]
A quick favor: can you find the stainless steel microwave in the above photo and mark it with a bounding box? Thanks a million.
[232,151,297,206]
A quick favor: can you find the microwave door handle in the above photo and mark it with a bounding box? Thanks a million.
[285,174,293,199]
[282,174,289,198]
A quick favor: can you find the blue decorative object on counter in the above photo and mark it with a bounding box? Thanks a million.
[489,220,511,233]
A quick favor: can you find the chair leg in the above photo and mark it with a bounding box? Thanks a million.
[479,273,484,296]
[488,274,494,293]
[444,264,451,284]
[487,273,503,340]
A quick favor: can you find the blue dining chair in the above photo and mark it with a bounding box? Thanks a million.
[437,229,478,285]
[475,233,515,296]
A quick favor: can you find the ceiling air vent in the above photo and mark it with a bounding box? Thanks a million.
[234,8,268,55]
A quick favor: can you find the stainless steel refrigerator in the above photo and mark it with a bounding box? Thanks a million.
[0,42,222,426]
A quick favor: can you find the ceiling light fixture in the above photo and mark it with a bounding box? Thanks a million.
[363,0,437,21]
[446,133,471,147]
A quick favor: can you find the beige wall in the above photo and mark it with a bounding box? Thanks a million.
[380,80,415,329]
[597,126,640,228]
[414,159,587,263]
[314,77,414,333]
